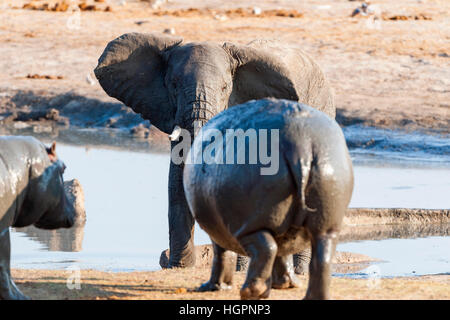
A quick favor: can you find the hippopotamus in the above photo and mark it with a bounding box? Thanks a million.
[0,136,80,300]
[183,99,354,300]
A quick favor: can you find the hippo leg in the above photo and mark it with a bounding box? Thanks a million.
[198,242,236,291]
[272,255,301,289]
[239,230,277,300]
[304,234,337,300]
[0,229,29,300]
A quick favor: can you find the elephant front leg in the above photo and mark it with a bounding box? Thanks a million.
[272,255,301,289]
[198,241,236,291]
[168,161,196,268]
[0,229,29,300]
[293,248,311,274]
[304,234,336,300]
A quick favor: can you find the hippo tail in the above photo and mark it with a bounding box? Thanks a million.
[285,151,317,213]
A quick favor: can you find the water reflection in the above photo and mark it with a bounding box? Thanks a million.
[14,222,85,252]
[340,223,450,243]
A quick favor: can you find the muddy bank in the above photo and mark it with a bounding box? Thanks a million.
[10,268,450,300]
[1,0,449,138]
[345,208,450,225]
[1,90,449,164]
[1,89,449,137]
[0,90,151,133]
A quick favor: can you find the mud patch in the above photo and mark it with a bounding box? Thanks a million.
[152,7,304,19]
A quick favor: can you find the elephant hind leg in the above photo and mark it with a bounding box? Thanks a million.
[198,241,236,292]
[272,255,301,289]
[238,230,277,300]
[304,233,337,300]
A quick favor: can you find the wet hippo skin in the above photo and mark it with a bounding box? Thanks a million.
[183,99,354,300]
[0,136,78,300]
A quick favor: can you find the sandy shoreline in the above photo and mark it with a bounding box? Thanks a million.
[0,0,449,135]
[11,268,450,300]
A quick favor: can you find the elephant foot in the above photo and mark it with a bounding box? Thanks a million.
[168,247,196,268]
[197,281,232,292]
[168,259,195,268]
[240,278,271,300]
[272,255,301,289]
[272,273,300,289]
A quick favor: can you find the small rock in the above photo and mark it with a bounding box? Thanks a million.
[214,14,228,21]
[163,27,175,35]
[252,7,262,15]
[13,121,30,129]
[174,288,187,294]
[130,123,150,138]
[86,74,96,86]
[45,108,60,121]
[32,125,52,133]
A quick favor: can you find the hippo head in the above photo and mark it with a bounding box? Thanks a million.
[32,142,77,230]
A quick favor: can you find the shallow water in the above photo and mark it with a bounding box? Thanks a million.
[344,125,450,167]
[8,139,450,275]
[336,236,450,278]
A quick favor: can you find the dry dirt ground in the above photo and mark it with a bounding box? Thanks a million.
[11,268,450,300]
[0,0,449,133]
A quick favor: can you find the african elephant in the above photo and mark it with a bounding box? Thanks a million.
[0,137,80,300]
[183,99,354,300]
[94,32,335,268]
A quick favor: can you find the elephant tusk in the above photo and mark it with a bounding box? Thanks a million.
[169,125,182,141]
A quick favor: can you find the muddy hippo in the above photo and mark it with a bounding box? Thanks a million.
[0,136,80,300]
[183,99,354,300]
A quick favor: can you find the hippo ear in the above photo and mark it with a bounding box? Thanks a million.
[50,141,56,154]
[223,40,334,117]
[46,141,57,162]
[94,33,183,134]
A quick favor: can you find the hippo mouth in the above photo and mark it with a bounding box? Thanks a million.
[63,179,86,226]
[34,179,86,230]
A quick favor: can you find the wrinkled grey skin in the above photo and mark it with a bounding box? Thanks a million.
[183,99,354,300]
[94,32,335,268]
[0,136,75,300]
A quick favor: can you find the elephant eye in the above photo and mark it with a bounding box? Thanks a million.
[222,84,227,91]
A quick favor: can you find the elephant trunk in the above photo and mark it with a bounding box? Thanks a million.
[173,85,221,138]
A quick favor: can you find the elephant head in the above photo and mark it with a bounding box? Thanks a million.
[94,33,335,137]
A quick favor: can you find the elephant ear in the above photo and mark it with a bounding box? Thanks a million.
[94,33,183,134]
[223,40,335,118]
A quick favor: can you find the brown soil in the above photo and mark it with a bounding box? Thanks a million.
[0,0,449,134]
[11,268,450,300]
